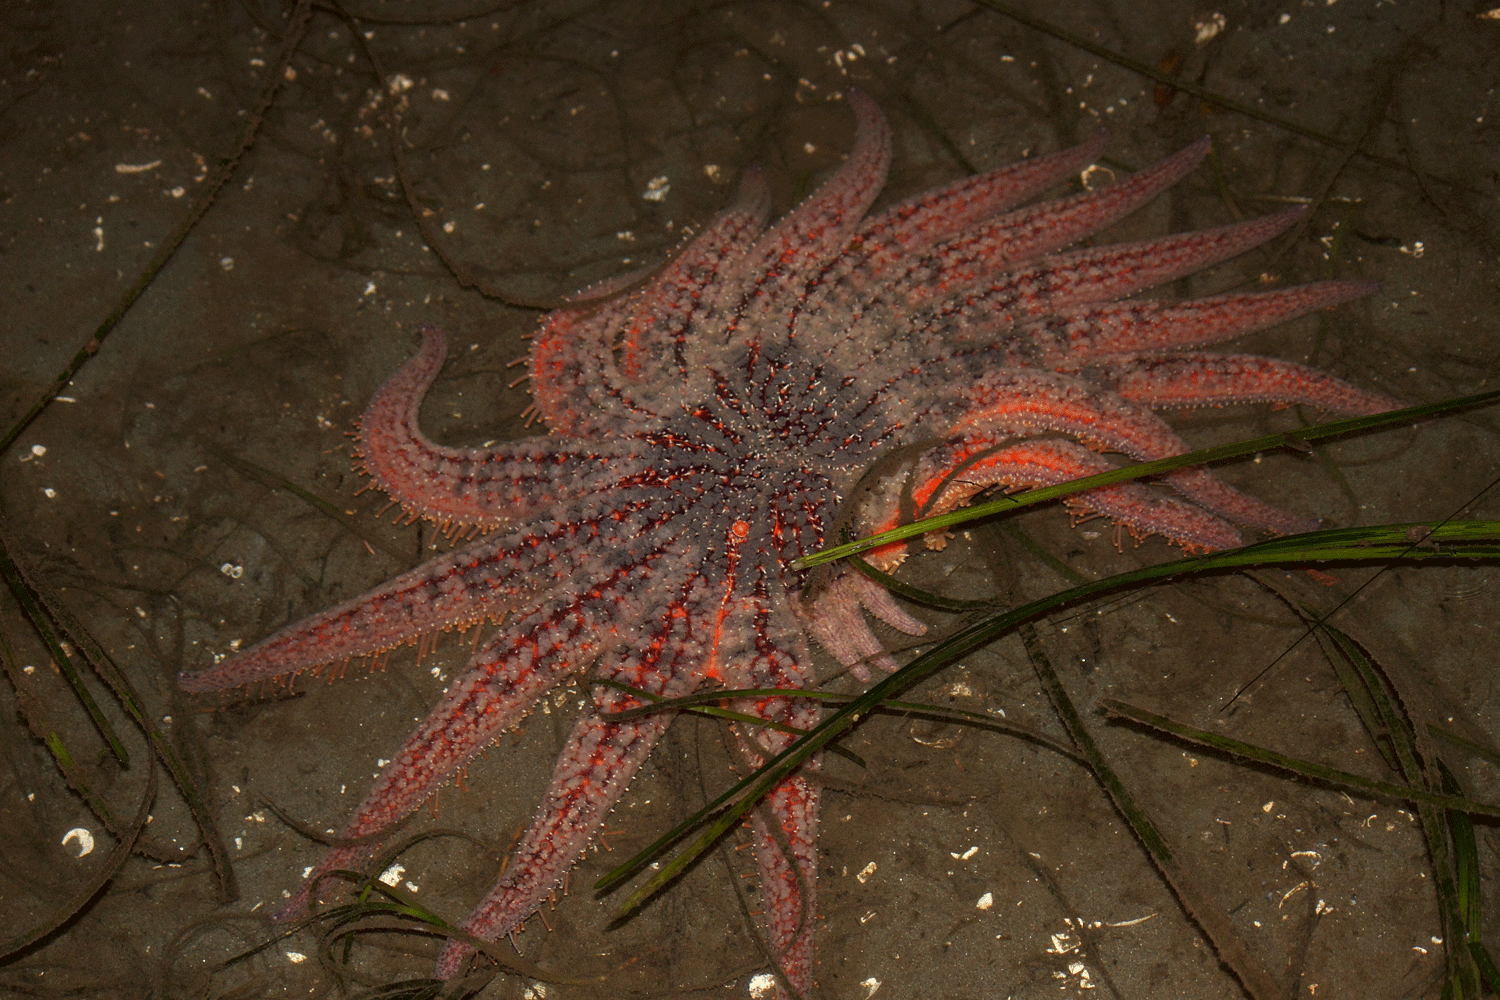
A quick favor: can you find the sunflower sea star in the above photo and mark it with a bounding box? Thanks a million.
[180,91,1396,994]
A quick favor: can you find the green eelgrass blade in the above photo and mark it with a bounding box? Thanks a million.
[848,553,999,612]
[1322,625,1424,785]
[1020,626,1172,857]
[1429,725,1500,772]
[1313,620,1485,992]
[285,837,576,987]
[793,392,1500,570]
[1306,612,1400,772]
[1022,625,1279,1000]
[1316,624,1477,992]
[593,678,867,768]
[1441,759,1484,998]
[0,757,156,964]
[0,514,238,899]
[596,679,1076,756]
[0,626,133,833]
[1441,760,1482,939]
[1110,629,1493,999]
[1100,700,1500,818]
[597,519,1500,912]
[595,679,1083,766]
[1471,941,1500,995]
[0,534,128,764]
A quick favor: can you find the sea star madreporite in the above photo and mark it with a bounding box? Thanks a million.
[180,91,1396,995]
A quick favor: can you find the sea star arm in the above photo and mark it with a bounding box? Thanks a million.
[526,269,658,436]
[531,168,773,434]
[800,571,927,682]
[745,766,819,1000]
[434,524,773,977]
[359,327,640,529]
[728,89,892,348]
[266,541,701,925]
[933,347,1399,535]
[852,128,1111,263]
[1094,351,1401,414]
[433,598,712,977]
[809,136,1212,363]
[926,205,1310,341]
[176,536,552,692]
[175,475,695,692]
[892,136,1212,304]
[1021,279,1380,367]
[614,167,772,380]
[730,644,824,1000]
[797,129,1113,348]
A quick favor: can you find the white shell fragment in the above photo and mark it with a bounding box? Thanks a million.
[61,827,95,857]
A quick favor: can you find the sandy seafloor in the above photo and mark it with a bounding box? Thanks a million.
[2,1,1499,998]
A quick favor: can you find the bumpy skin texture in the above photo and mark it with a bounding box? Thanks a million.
[180,91,1397,994]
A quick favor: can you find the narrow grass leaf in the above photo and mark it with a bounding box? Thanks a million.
[1101,700,1500,818]
[2,518,238,899]
[850,554,998,612]
[0,539,128,762]
[1470,941,1500,995]
[1441,761,1482,939]
[0,760,156,963]
[596,678,1080,762]
[1021,626,1280,1000]
[1307,610,1398,771]
[1322,625,1423,785]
